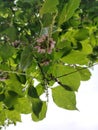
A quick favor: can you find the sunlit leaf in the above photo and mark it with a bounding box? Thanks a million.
[77,67,91,81]
[6,110,21,122]
[0,110,6,125]
[61,50,89,65]
[49,64,81,91]
[5,74,24,96]
[0,102,3,111]
[0,0,97,127]
[14,97,32,114]
[81,40,93,54]
[36,84,44,96]
[52,86,77,110]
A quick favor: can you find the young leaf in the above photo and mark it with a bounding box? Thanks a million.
[40,0,59,16]
[58,0,81,25]
[52,86,77,110]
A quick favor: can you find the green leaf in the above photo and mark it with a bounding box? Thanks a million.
[74,29,89,41]
[28,85,39,98]
[16,74,26,84]
[50,64,81,91]
[4,91,18,108]
[14,97,32,114]
[0,94,5,101]
[58,0,81,25]
[77,67,91,81]
[5,74,24,96]
[52,86,77,110]
[6,110,21,122]
[0,102,3,111]
[0,64,10,71]
[32,101,47,121]
[61,50,89,65]
[36,84,44,96]
[32,99,43,117]
[2,26,18,41]
[40,0,59,16]
[41,13,53,27]
[0,44,15,61]
[0,110,6,125]
[81,40,93,54]
[20,46,33,71]
[21,0,34,2]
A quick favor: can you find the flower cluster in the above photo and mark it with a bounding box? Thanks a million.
[35,35,56,54]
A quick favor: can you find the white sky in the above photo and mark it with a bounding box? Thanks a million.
[6,65,98,130]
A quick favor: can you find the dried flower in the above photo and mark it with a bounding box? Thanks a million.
[35,35,56,54]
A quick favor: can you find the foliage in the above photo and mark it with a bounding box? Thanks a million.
[0,0,98,128]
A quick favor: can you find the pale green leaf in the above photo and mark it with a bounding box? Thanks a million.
[0,102,3,111]
[81,40,93,54]
[58,0,81,25]
[0,110,6,125]
[52,86,77,110]
[36,84,44,96]
[51,64,81,91]
[14,97,32,114]
[6,110,21,122]
[77,67,91,81]
[40,0,59,16]
[61,50,89,65]
[5,74,24,96]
